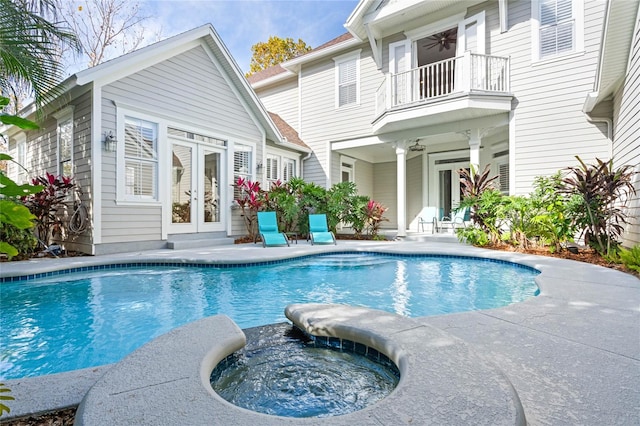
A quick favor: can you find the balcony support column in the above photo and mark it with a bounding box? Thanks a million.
[469,129,481,170]
[393,141,408,237]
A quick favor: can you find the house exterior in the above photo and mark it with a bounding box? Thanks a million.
[249,0,639,245]
[3,25,309,255]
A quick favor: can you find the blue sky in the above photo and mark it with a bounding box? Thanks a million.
[140,0,360,72]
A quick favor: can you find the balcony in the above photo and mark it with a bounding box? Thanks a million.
[373,53,512,134]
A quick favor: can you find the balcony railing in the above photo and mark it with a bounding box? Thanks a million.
[375,53,510,117]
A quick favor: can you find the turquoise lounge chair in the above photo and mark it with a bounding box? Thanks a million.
[308,214,336,245]
[257,211,290,247]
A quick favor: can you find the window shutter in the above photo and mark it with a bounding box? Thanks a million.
[283,158,295,181]
[498,162,509,193]
[266,155,278,181]
[539,0,574,57]
[338,59,357,106]
[123,117,158,199]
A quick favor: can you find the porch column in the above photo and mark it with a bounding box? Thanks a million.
[468,128,481,170]
[394,141,408,237]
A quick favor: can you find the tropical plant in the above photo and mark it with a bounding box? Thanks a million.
[456,226,490,246]
[0,0,81,111]
[233,177,264,241]
[458,164,499,230]
[0,106,43,259]
[459,188,505,244]
[0,382,14,416]
[618,245,640,273]
[560,157,637,255]
[362,200,388,237]
[528,173,578,252]
[264,180,300,233]
[21,173,75,246]
[326,181,359,232]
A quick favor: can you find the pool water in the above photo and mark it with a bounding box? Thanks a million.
[0,253,539,379]
[210,324,400,418]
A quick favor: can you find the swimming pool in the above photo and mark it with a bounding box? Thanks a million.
[0,253,539,379]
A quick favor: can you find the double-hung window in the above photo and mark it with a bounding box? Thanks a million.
[266,154,279,182]
[124,117,158,200]
[54,106,74,177]
[16,136,27,184]
[334,51,360,108]
[532,0,583,61]
[233,144,253,198]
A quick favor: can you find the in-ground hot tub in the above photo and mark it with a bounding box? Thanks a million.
[210,323,400,418]
[75,304,526,425]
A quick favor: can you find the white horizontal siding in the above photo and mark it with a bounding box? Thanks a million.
[490,0,611,194]
[299,42,385,187]
[373,161,397,228]
[256,79,299,130]
[613,23,640,247]
[99,44,265,244]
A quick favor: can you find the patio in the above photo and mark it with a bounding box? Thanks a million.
[2,238,639,425]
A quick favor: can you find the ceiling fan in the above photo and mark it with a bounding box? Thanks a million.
[408,140,426,152]
[424,30,457,51]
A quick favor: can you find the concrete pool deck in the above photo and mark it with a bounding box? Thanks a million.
[1,238,639,424]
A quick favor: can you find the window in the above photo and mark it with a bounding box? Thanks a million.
[341,156,356,183]
[266,154,278,181]
[53,107,74,177]
[266,153,297,183]
[124,117,158,199]
[282,158,296,182]
[334,51,360,108]
[16,137,27,183]
[532,0,583,61]
[233,144,253,198]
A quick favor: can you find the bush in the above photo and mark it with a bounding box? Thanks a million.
[618,245,640,273]
[0,222,37,258]
[456,226,490,246]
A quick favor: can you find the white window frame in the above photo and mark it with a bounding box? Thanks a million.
[117,111,160,203]
[333,50,361,109]
[266,153,279,182]
[232,143,255,201]
[15,134,28,184]
[531,0,584,63]
[53,106,74,177]
[265,148,299,184]
[340,155,356,183]
[494,155,509,195]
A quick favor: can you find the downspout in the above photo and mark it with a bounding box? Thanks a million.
[583,113,613,159]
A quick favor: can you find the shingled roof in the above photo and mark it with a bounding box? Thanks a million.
[268,112,310,151]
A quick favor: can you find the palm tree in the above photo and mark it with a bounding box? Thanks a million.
[0,0,80,112]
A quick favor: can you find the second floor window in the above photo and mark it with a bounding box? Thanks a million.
[533,0,582,60]
[334,52,360,108]
[124,117,158,200]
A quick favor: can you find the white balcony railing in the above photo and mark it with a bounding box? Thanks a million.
[375,53,510,117]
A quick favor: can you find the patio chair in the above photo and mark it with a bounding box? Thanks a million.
[416,206,439,233]
[434,207,469,234]
[257,211,290,247]
[308,214,336,245]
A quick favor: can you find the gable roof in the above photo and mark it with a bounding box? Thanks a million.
[13,24,285,144]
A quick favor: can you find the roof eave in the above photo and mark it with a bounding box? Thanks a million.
[281,38,362,72]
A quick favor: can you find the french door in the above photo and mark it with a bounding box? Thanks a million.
[435,161,468,219]
[170,140,224,233]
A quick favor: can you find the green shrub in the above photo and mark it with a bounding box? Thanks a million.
[618,245,640,273]
[0,221,38,258]
[456,226,490,246]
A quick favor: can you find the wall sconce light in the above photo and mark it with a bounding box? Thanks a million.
[104,131,117,152]
[256,162,263,173]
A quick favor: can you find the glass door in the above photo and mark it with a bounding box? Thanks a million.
[170,140,224,233]
[435,161,468,219]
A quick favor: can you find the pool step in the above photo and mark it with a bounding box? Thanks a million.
[166,237,235,250]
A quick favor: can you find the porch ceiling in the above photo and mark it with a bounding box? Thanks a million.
[372,93,512,135]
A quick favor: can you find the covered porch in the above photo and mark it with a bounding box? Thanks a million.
[332,114,511,237]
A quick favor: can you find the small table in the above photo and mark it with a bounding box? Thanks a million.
[285,232,298,244]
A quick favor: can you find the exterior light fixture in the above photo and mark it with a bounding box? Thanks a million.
[104,131,117,152]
